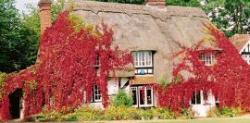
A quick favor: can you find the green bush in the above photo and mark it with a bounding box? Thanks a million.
[151,108,176,119]
[208,107,242,117]
[36,106,219,121]
[112,90,133,107]
[139,109,154,120]
[0,72,7,87]
[179,108,194,119]
[36,106,105,121]
[105,106,141,120]
[36,111,65,122]
[70,106,105,121]
[220,107,242,117]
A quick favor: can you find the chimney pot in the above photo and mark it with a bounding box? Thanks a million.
[38,0,52,7]
[146,0,166,6]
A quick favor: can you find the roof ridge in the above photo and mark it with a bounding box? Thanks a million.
[65,0,207,19]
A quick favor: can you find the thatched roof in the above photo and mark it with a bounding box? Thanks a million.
[65,1,213,82]
[230,34,250,52]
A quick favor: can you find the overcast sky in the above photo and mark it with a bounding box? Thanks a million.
[15,0,39,13]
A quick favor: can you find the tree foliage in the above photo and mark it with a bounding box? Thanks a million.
[0,0,66,73]
[0,0,37,72]
[203,0,250,36]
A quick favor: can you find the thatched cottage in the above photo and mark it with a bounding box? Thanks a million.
[38,0,217,117]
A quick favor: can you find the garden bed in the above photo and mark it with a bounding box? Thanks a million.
[31,106,246,122]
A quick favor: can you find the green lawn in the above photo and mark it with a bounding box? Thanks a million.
[148,117,250,123]
[85,117,250,123]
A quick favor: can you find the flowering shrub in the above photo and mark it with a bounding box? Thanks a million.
[0,11,132,120]
[156,24,250,113]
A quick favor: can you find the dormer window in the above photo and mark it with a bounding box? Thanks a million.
[132,51,153,75]
[200,52,215,66]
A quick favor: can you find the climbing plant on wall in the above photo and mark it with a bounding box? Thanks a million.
[0,11,132,121]
[156,24,250,113]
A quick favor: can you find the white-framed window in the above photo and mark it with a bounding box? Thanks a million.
[133,51,153,67]
[131,86,154,107]
[200,53,215,66]
[191,90,201,105]
[131,87,138,105]
[93,85,101,102]
[132,51,153,75]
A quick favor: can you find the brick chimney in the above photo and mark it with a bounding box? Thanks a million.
[146,0,166,7]
[38,0,52,35]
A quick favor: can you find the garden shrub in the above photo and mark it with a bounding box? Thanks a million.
[112,90,133,107]
[179,108,194,119]
[219,107,242,117]
[151,108,176,119]
[105,106,141,120]
[208,107,242,117]
[37,106,249,121]
[70,106,105,121]
[208,107,222,117]
[139,109,154,120]
[0,72,7,99]
[0,72,7,88]
[36,111,65,122]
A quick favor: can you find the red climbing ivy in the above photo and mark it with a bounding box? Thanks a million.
[156,24,250,112]
[0,11,132,120]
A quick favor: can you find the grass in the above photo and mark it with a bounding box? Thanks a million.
[79,117,250,123]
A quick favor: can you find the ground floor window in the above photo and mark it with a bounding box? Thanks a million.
[131,86,153,107]
[92,85,102,102]
[191,90,201,105]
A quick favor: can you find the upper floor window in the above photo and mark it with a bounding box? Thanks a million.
[95,55,100,67]
[242,54,250,64]
[200,53,215,66]
[132,51,153,75]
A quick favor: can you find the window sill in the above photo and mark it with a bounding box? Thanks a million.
[91,101,102,103]
[135,74,154,76]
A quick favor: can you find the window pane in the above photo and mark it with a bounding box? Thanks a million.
[149,52,152,66]
[134,51,153,68]
[196,91,201,104]
[191,91,196,104]
[142,52,145,66]
[132,88,137,105]
[200,53,215,66]
[94,85,101,101]
[146,88,152,105]
[191,90,201,105]
[139,88,145,105]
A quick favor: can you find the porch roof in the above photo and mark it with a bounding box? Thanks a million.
[130,76,157,85]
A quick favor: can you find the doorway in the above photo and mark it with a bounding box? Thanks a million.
[9,89,23,119]
[191,90,216,117]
